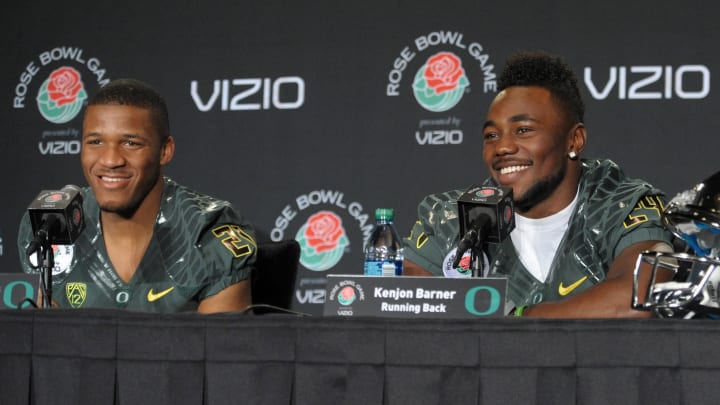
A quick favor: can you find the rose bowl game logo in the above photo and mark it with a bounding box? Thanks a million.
[442,247,491,278]
[270,189,373,312]
[12,46,112,155]
[413,52,469,112]
[337,286,357,306]
[384,30,497,146]
[442,247,472,278]
[36,67,88,124]
[44,192,65,203]
[295,210,350,271]
[30,244,74,276]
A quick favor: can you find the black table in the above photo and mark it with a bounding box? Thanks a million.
[1,309,718,404]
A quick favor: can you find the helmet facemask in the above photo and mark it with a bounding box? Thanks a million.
[632,171,720,319]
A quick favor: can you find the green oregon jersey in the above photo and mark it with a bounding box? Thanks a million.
[17,177,256,312]
[404,159,673,308]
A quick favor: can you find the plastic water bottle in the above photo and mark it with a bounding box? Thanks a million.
[364,208,404,276]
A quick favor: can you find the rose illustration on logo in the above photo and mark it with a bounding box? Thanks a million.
[36,67,88,124]
[412,52,469,112]
[296,210,349,271]
[424,52,465,93]
[442,248,472,278]
[337,286,356,306]
[458,254,471,270]
[45,193,64,203]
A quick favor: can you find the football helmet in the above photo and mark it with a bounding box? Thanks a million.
[632,170,720,319]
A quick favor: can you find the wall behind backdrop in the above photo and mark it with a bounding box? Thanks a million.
[1,1,717,314]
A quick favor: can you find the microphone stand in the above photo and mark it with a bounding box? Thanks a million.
[454,230,487,278]
[470,243,484,278]
[40,237,54,308]
[28,230,54,308]
[470,245,483,278]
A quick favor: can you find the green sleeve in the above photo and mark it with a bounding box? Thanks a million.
[195,207,257,300]
[613,194,674,258]
[16,212,38,274]
[403,191,463,276]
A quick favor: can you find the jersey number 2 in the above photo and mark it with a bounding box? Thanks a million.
[212,224,254,258]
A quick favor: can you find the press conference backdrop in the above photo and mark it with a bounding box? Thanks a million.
[1,1,717,315]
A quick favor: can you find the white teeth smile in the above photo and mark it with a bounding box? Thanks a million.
[499,165,530,175]
[102,177,125,183]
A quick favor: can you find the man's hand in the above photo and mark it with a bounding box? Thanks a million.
[197,278,251,314]
[403,259,434,276]
[524,240,674,318]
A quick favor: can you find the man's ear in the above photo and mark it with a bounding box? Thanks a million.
[160,136,175,166]
[568,123,587,156]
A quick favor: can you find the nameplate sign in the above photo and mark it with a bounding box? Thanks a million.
[0,273,39,309]
[323,275,508,319]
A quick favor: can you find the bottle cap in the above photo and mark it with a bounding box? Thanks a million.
[375,208,394,221]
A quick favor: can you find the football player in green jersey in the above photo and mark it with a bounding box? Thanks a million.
[403,51,674,318]
[18,79,256,313]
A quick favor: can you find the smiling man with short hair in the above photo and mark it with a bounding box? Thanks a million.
[18,79,256,313]
[403,51,674,318]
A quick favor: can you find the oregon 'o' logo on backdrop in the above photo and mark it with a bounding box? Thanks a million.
[413,52,469,112]
[295,211,350,271]
[36,67,88,124]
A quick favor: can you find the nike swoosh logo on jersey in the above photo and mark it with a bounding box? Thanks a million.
[558,276,588,296]
[147,287,175,302]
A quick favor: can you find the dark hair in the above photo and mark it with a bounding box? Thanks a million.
[498,51,585,124]
[88,78,170,140]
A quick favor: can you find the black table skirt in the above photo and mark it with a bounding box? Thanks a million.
[1,309,718,405]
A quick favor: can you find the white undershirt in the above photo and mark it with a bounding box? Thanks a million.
[510,190,579,282]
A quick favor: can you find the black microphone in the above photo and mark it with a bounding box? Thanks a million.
[26,185,85,255]
[453,185,515,268]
